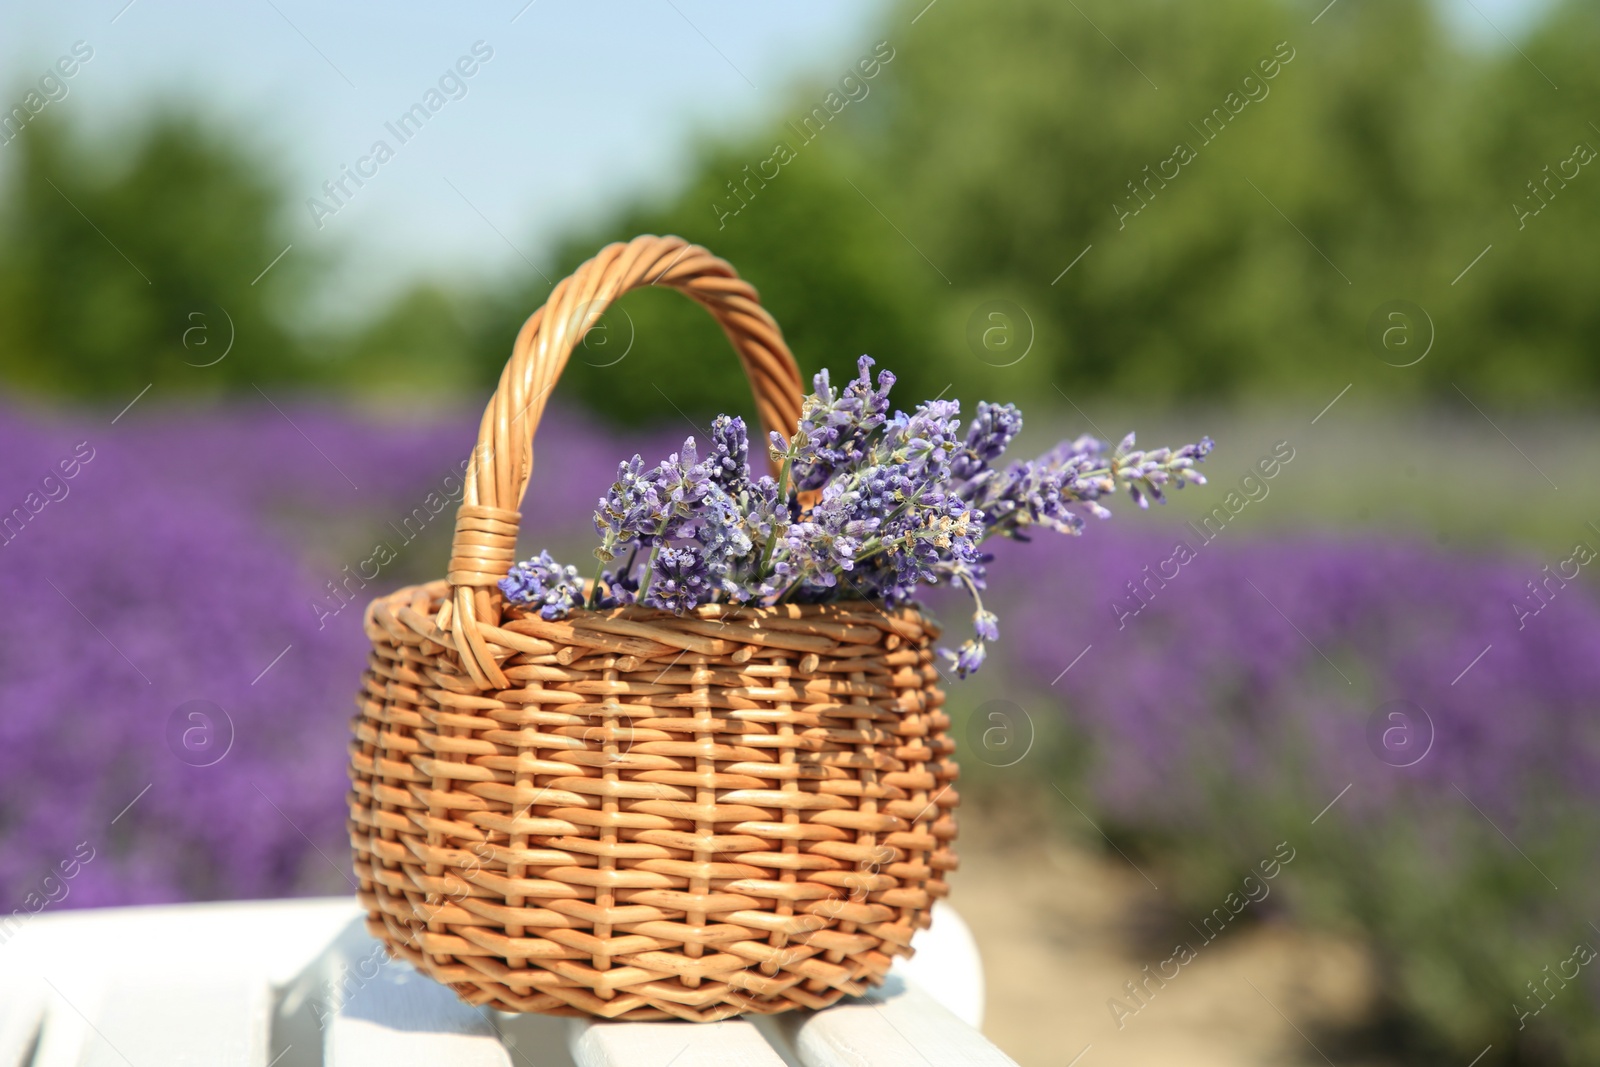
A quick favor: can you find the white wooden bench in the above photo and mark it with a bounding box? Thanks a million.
[0,898,1013,1066]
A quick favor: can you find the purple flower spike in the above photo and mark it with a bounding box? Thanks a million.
[953,402,1023,480]
[500,551,585,620]
[788,355,897,491]
[708,414,751,494]
[574,355,1213,679]
[941,638,987,678]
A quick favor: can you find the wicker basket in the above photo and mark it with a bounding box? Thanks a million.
[348,235,960,1022]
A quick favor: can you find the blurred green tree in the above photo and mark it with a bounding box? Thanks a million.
[0,110,313,399]
[488,146,942,428]
[530,0,1599,422]
[331,281,480,399]
[1,0,1597,418]
[1443,0,1600,402]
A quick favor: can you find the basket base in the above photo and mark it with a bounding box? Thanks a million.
[358,895,934,1021]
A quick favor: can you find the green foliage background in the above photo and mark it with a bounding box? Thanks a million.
[3,0,1597,421]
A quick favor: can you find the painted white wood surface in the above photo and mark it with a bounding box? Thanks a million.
[273,914,513,1067]
[79,976,273,1067]
[570,1018,789,1067]
[28,981,93,1067]
[491,1011,576,1067]
[782,974,1019,1067]
[895,902,985,1029]
[0,985,42,1067]
[328,956,511,1067]
[0,897,1005,1066]
[1,898,352,1067]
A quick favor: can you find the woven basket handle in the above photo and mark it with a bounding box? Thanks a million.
[444,234,805,689]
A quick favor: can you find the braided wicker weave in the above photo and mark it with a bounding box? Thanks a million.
[348,235,959,1021]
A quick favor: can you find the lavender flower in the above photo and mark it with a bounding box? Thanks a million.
[878,493,984,605]
[1113,433,1214,508]
[952,401,1023,481]
[575,356,1209,675]
[696,484,753,592]
[937,564,997,677]
[884,399,963,479]
[707,414,750,494]
[641,544,719,613]
[500,550,584,620]
[741,475,787,550]
[594,438,717,563]
[594,455,659,563]
[942,638,987,678]
[650,438,715,538]
[787,355,896,491]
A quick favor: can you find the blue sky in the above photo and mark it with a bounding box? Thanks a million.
[0,0,1553,320]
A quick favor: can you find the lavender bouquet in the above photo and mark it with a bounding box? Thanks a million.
[501,356,1212,676]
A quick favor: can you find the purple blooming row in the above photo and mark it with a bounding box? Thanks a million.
[0,399,759,913]
[6,399,1597,1061]
[973,528,1600,1058]
[500,356,1213,675]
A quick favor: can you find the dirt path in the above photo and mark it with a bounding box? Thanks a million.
[950,818,1392,1066]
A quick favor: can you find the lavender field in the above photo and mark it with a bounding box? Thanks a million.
[1,400,1597,1059]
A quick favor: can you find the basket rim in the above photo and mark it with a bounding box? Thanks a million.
[372,578,942,643]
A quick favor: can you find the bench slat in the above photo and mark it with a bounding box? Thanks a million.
[784,976,1018,1067]
[891,902,985,1028]
[78,977,272,1067]
[29,982,93,1067]
[570,1018,788,1067]
[0,899,997,1066]
[326,952,511,1067]
[0,986,41,1067]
